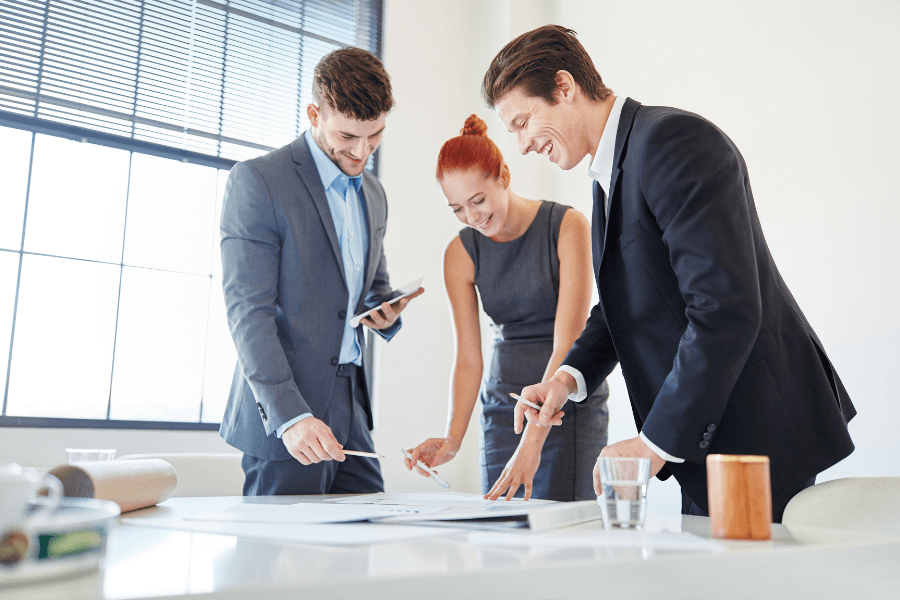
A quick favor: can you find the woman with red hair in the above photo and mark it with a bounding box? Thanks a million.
[405,115,609,501]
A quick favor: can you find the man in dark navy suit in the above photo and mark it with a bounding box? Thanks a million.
[483,25,855,521]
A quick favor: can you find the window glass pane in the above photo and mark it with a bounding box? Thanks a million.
[5,254,119,418]
[201,276,236,423]
[123,154,218,275]
[0,127,33,251]
[0,252,19,405]
[109,267,210,422]
[24,135,129,263]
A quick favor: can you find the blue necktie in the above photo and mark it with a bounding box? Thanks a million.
[333,175,362,197]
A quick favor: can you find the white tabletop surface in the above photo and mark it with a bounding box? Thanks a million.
[3,495,899,600]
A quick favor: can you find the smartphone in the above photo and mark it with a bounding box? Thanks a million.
[349,277,423,327]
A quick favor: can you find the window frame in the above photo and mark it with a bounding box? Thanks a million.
[0,0,385,431]
[0,112,234,431]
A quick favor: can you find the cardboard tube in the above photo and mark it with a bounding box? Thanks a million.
[48,459,177,513]
[706,454,772,540]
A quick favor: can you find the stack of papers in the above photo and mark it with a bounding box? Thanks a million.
[328,492,553,508]
[188,502,446,524]
[123,493,725,551]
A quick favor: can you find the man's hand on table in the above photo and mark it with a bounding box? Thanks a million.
[592,435,667,495]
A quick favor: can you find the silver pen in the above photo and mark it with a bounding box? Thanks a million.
[401,448,451,489]
[509,393,564,417]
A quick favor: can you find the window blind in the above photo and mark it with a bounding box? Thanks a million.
[0,0,383,162]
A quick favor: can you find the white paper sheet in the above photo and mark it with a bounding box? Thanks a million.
[125,518,461,546]
[330,492,554,508]
[467,527,726,552]
[187,502,445,525]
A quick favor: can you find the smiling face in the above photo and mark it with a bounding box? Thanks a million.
[440,168,510,237]
[494,81,591,171]
[308,103,387,176]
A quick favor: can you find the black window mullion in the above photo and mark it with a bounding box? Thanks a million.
[106,149,133,420]
[1,130,35,418]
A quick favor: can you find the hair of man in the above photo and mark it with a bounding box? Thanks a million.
[312,47,394,121]
[482,25,612,108]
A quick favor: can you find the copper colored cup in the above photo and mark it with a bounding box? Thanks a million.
[706,454,772,540]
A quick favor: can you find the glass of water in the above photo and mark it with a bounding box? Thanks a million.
[597,456,652,529]
[66,448,116,464]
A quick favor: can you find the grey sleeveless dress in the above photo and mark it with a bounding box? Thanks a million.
[459,201,609,501]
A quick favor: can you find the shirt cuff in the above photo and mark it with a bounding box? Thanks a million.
[556,366,587,402]
[640,431,684,463]
[276,413,313,438]
[376,316,401,341]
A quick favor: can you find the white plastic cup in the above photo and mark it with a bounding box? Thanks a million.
[66,449,116,464]
[0,463,63,535]
[596,456,652,530]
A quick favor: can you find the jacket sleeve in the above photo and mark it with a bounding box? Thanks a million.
[220,161,312,436]
[562,301,619,395]
[637,113,762,463]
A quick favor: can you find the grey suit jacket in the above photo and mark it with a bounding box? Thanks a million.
[218,134,399,461]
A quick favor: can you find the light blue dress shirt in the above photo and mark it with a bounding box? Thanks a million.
[276,129,370,438]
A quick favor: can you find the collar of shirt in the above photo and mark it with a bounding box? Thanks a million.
[303,129,361,195]
[587,95,628,197]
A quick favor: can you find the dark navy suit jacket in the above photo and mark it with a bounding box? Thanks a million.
[564,98,855,513]
[218,135,399,461]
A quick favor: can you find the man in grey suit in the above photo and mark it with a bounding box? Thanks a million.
[219,48,422,495]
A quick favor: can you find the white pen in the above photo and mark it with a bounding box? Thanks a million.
[509,393,564,417]
[401,448,451,489]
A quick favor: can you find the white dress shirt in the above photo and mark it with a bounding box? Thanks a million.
[557,95,684,464]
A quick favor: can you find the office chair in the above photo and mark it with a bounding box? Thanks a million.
[781,477,900,535]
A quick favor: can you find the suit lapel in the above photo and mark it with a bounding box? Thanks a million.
[291,136,346,287]
[598,97,641,274]
[358,174,382,311]
[591,181,606,279]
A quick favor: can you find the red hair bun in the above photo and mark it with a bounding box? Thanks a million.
[437,114,504,180]
[461,114,488,137]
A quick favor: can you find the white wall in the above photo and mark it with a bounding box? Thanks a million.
[4,1,896,513]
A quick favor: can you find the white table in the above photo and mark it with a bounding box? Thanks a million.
[3,495,900,600]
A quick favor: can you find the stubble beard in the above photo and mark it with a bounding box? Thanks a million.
[313,129,366,177]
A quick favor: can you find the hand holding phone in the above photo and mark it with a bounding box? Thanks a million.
[349,277,424,328]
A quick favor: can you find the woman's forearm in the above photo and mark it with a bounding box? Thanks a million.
[445,362,482,441]
[541,348,573,388]
[519,418,553,449]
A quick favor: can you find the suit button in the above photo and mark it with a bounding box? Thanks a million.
[331,357,339,366]
[707,424,716,433]
[702,432,713,441]
[699,440,709,449]
[256,403,267,421]
[338,310,347,319]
